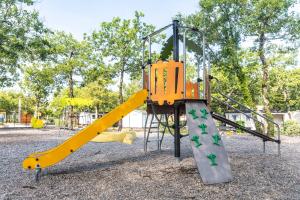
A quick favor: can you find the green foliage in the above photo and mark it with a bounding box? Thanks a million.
[87,12,156,105]
[0,91,19,113]
[182,0,300,118]
[0,0,48,87]
[47,32,90,90]
[22,65,54,113]
[77,81,119,112]
[284,120,300,136]
[235,120,245,134]
[270,66,300,112]
[0,90,34,114]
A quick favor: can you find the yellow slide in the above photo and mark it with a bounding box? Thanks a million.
[23,89,148,170]
[91,131,136,144]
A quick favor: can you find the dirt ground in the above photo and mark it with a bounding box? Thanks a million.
[0,128,299,200]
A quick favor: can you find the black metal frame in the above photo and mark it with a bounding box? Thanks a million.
[142,20,206,158]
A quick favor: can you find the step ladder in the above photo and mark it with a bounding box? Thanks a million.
[144,114,166,152]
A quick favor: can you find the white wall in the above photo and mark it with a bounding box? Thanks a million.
[122,110,147,128]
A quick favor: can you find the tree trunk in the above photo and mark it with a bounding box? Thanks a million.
[68,69,74,130]
[236,68,263,133]
[259,32,274,136]
[118,66,125,132]
[283,89,290,112]
[35,102,39,119]
[95,106,98,119]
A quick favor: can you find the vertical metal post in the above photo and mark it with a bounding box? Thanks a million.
[207,52,211,108]
[277,126,281,156]
[207,53,211,76]
[148,37,152,98]
[173,20,179,61]
[197,57,201,99]
[183,30,187,98]
[173,20,181,158]
[263,140,266,153]
[157,116,160,151]
[142,40,145,89]
[202,35,206,99]
[174,104,180,158]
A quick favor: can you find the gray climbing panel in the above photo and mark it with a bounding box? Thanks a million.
[186,102,232,184]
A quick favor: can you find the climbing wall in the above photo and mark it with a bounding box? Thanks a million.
[186,102,233,184]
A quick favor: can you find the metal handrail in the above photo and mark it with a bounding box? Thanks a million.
[142,24,172,40]
[213,78,280,129]
[211,96,265,127]
[211,78,280,144]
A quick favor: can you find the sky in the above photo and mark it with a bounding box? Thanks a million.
[33,0,199,40]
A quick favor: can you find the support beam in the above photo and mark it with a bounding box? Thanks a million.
[173,20,179,62]
[174,104,181,158]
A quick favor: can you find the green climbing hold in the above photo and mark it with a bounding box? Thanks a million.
[188,109,199,120]
[200,108,209,119]
[191,135,202,148]
[207,153,218,166]
[198,123,208,134]
[212,134,221,146]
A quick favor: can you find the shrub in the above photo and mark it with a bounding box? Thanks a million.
[235,120,245,134]
[31,117,44,129]
[283,120,300,136]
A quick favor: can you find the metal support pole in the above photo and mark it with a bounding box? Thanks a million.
[263,140,266,153]
[197,57,201,99]
[173,20,179,61]
[143,114,149,153]
[148,37,152,98]
[277,126,281,156]
[183,30,187,98]
[202,35,206,99]
[142,40,145,89]
[173,20,181,158]
[174,104,180,158]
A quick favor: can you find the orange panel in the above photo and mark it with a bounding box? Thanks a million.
[157,63,166,105]
[193,82,199,99]
[150,60,184,105]
[185,81,199,99]
[143,72,148,90]
[186,81,192,98]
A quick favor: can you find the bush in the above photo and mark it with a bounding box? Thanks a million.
[284,120,300,136]
[31,117,44,129]
[235,120,245,134]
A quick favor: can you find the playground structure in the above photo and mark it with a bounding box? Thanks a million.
[23,20,281,184]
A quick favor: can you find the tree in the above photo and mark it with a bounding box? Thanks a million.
[182,0,300,135]
[243,0,300,135]
[78,80,119,115]
[183,0,256,108]
[0,91,35,121]
[22,65,54,118]
[0,0,48,87]
[87,11,155,130]
[49,32,91,129]
[270,66,300,112]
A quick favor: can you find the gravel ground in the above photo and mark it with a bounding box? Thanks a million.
[0,128,299,200]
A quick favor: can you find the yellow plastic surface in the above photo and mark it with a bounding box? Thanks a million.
[22,89,147,170]
[91,132,136,144]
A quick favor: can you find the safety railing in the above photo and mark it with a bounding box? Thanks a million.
[143,60,200,105]
[212,78,281,154]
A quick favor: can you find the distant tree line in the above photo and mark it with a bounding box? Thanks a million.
[0,0,299,131]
